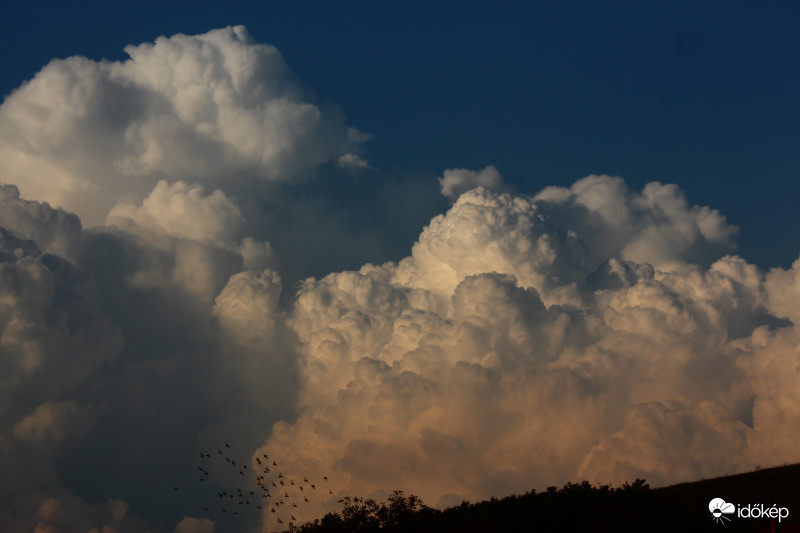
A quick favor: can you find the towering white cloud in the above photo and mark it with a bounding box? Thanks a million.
[257,179,798,528]
[0,25,367,226]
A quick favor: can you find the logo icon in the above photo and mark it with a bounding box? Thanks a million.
[709,498,736,524]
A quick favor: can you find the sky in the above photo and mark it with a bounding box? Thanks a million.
[0,1,799,532]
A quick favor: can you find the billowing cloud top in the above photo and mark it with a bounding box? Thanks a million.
[1,26,799,533]
[0,25,366,226]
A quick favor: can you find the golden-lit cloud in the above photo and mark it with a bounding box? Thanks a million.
[0,26,798,533]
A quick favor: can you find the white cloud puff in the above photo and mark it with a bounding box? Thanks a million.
[0,25,366,226]
[438,165,504,200]
[108,180,245,245]
[104,179,273,301]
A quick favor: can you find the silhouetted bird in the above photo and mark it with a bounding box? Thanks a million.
[304,497,309,502]
[174,486,179,491]
[324,476,328,482]
[311,484,315,490]
[225,443,230,448]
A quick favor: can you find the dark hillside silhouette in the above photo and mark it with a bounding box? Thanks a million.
[285,464,800,533]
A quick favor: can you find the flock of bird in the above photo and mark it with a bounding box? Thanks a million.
[173,442,337,531]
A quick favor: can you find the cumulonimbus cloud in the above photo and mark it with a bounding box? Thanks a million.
[1,26,799,533]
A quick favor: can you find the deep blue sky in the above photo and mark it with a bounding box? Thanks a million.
[2,0,798,269]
